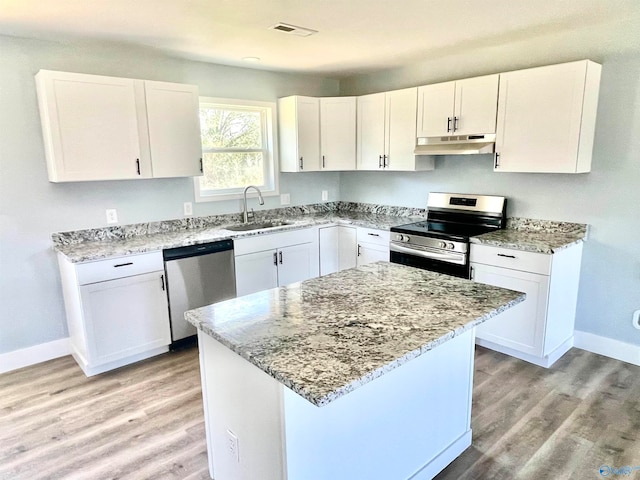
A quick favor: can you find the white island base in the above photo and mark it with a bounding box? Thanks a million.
[197,328,476,480]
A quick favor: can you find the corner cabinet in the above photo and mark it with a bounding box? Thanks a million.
[234,228,320,297]
[417,74,499,137]
[57,251,171,376]
[357,88,434,171]
[494,60,601,173]
[470,242,583,368]
[35,70,203,182]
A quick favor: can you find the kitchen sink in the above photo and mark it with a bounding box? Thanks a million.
[225,221,292,232]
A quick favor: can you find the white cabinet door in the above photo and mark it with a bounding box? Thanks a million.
[144,81,203,178]
[319,226,339,275]
[471,262,549,357]
[357,243,390,267]
[495,60,601,173]
[338,226,357,270]
[235,250,279,297]
[385,87,418,171]
[277,243,317,286]
[80,271,171,366]
[35,70,150,182]
[278,96,320,172]
[357,93,386,170]
[453,74,499,135]
[320,97,356,170]
[417,81,455,137]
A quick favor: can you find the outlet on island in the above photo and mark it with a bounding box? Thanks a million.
[226,429,240,462]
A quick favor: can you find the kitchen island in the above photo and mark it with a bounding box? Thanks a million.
[186,262,525,480]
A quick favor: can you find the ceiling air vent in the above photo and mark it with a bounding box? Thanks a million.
[269,22,317,37]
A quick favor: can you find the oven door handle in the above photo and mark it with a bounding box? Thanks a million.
[390,242,467,265]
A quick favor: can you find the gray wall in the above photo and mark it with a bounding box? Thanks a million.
[339,39,640,345]
[0,35,340,354]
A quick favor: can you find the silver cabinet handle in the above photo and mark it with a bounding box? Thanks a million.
[383,155,388,168]
[453,116,459,132]
[494,152,501,168]
[379,155,383,168]
[447,117,452,132]
[299,157,303,170]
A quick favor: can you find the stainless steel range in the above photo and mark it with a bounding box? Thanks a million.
[390,193,506,278]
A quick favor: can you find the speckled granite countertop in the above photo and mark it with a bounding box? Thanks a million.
[52,202,425,263]
[185,261,525,407]
[470,217,588,254]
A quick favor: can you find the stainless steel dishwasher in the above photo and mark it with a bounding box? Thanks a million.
[163,239,236,349]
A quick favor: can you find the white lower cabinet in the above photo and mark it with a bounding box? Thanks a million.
[57,251,171,376]
[234,228,320,297]
[356,227,390,267]
[470,242,583,367]
[319,225,357,275]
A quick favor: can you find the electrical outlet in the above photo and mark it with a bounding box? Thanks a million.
[226,429,239,462]
[280,193,290,205]
[183,202,193,216]
[106,209,118,224]
[321,190,328,201]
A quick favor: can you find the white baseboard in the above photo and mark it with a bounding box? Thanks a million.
[0,338,71,374]
[573,331,640,366]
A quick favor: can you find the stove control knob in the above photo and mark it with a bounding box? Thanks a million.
[403,235,409,242]
[438,241,447,248]
[447,243,455,249]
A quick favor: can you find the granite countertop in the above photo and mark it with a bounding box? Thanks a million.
[185,261,525,407]
[52,204,425,263]
[471,217,589,254]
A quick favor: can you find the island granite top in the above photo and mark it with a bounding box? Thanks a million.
[185,261,525,407]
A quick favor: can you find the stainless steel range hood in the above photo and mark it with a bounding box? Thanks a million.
[414,133,495,155]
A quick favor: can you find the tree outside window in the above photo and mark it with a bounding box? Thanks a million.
[195,98,278,201]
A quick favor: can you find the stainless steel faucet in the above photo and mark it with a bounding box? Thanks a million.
[242,185,264,223]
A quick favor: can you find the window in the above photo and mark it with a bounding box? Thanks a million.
[195,97,278,202]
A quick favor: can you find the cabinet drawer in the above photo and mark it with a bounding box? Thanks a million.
[356,227,390,247]
[234,227,317,256]
[470,244,551,275]
[76,251,164,285]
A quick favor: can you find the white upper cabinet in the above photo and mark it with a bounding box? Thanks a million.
[320,97,356,170]
[144,80,203,178]
[417,74,499,137]
[494,60,601,173]
[356,92,386,170]
[35,70,203,182]
[357,88,432,171]
[278,96,321,172]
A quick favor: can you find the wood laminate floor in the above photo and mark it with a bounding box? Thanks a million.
[1,346,638,480]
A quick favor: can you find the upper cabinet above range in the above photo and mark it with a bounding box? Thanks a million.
[416,74,499,137]
[494,60,601,173]
[35,70,203,182]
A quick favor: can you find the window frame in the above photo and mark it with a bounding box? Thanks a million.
[194,96,279,202]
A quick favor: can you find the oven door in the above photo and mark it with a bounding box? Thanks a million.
[389,242,470,279]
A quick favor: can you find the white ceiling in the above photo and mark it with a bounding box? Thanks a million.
[1,0,639,77]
